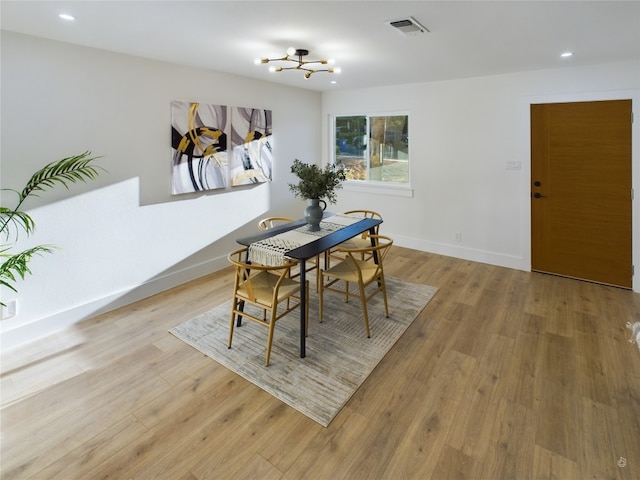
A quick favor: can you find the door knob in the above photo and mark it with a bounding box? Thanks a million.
[534,181,542,187]
[533,192,547,198]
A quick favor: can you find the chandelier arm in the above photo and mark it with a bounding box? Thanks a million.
[274,66,333,74]
[261,55,291,63]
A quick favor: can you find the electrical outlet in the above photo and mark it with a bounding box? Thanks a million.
[1,299,18,320]
[505,161,521,170]
[455,232,462,243]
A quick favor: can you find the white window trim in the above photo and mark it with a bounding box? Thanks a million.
[330,112,411,196]
[343,180,413,197]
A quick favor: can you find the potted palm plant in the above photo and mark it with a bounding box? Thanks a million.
[1,151,105,306]
[288,159,346,230]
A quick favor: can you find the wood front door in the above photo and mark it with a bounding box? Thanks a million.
[531,99,633,288]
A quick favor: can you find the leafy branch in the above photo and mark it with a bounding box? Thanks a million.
[0,245,58,292]
[288,159,346,204]
[1,151,105,305]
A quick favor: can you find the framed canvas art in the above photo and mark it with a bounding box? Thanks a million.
[171,101,228,194]
[229,107,273,186]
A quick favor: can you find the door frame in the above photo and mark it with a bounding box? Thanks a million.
[520,89,640,292]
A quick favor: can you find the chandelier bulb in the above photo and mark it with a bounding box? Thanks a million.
[286,47,296,56]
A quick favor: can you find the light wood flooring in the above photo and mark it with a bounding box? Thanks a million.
[2,247,640,479]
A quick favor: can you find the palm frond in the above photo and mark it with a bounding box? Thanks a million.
[21,151,105,200]
[0,151,105,239]
[0,206,35,239]
[0,245,58,293]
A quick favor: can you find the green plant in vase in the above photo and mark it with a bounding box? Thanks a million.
[288,159,346,231]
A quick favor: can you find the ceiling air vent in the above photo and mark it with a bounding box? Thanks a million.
[388,16,429,37]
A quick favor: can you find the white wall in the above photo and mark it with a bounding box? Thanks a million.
[0,32,321,348]
[323,61,640,286]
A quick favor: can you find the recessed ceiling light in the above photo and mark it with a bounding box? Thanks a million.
[561,52,573,58]
[59,13,76,21]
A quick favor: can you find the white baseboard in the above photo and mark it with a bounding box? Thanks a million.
[391,234,527,271]
[1,255,229,351]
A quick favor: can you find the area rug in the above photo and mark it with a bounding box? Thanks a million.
[169,276,438,427]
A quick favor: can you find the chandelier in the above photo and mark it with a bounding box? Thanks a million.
[254,47,341,79]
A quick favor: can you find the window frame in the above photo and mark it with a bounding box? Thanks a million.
[330,112,413,197]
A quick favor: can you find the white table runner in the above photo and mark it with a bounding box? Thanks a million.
[248,214,362,266]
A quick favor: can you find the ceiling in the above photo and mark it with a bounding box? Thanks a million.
[1,1,639,92]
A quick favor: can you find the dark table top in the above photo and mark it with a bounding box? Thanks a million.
[236,215,382,261]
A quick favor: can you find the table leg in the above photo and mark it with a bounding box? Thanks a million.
[299,259,307,358]
[237,250,251,327]
[369,227,380,264]
[369,228,383,288]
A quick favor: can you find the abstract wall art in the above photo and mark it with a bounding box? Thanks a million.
[229,107,273,187]
[171,101,228,194]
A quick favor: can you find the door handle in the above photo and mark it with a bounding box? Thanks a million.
[533,192,547,198]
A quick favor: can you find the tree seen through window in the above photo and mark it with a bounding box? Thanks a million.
[334,114,409,183]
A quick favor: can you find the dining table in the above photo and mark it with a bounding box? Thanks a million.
[236,213,383,358]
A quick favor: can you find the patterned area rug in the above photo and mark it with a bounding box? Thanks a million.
[170,276,438,427]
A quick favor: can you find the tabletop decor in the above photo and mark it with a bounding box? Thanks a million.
[247,213,361,266]
[288,159,346,231]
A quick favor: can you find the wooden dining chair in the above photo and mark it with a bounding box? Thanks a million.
[227,247,308,366]
[330,209,383,263]
[257,215,321,289]
[257,216,294,231]
[319,235,393,338]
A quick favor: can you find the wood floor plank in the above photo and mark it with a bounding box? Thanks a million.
[88,376,270,479]
[225,453,283,480]
[580,398,630,480]
[534,332,581,463]
[532,445,582,480]
[484,397,536,480]
[1,345,173,479]
[445,368,503,461]
[502,327,541,409]
[330,376,433,478]
[430,444,480,480]
[380,349,478,479]
[28,415,149,480]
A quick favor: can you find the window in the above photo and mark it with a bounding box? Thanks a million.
[333,113,409,184]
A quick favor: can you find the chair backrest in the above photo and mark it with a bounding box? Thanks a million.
[343,210,382,237]
[227,247,296,302]
[341,235,393,277]
[257,217,294,231]
[343,209,382,220]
